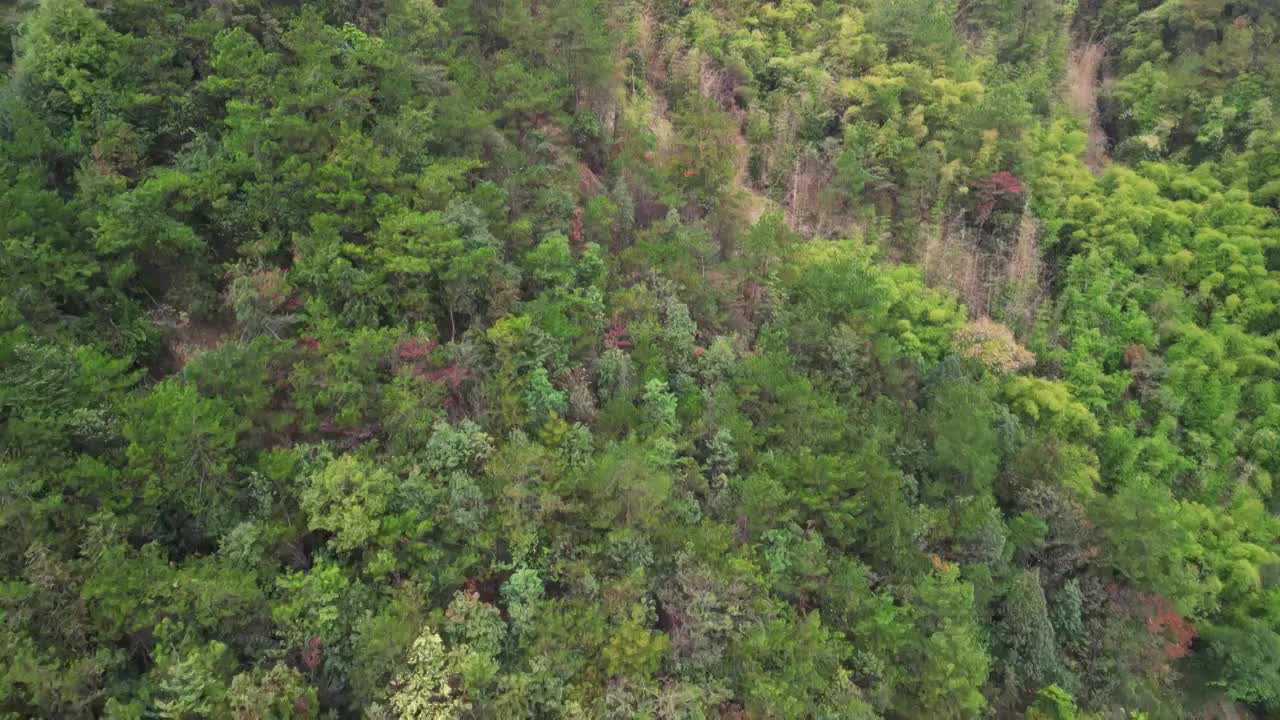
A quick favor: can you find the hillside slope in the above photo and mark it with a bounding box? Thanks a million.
[1,1,1279,718]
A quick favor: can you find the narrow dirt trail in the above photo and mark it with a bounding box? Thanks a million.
[727,115,770,225]
[1065,42,1109,173]
[636,2,770,226]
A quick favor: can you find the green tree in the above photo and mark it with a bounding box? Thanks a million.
[299,453,394,553]
[996,570,1062,707]
[123,380,246,540]
[390,628,468,719]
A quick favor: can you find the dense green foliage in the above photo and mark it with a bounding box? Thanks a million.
[2,0,1279,717]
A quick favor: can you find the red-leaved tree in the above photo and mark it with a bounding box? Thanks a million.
[975,171,1025,224]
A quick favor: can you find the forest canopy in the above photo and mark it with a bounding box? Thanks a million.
[2,0,1279,718]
